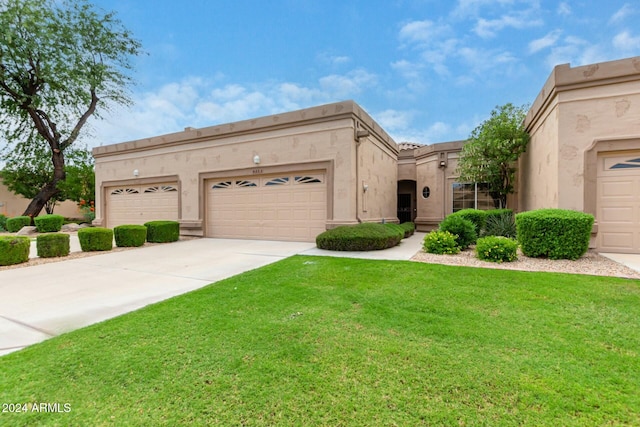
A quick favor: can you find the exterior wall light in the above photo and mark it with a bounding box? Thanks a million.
[133,169,139,177]
[253,155,261,165]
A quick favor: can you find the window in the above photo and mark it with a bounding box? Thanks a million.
[265,177,289,186]
[452,182,494,212]
[422,186,430,199]
[610,157,640,169]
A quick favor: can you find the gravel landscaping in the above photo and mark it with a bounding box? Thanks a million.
[412,247,640,279]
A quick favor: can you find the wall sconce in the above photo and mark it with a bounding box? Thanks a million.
[363,183,369,192]
[133,169,139,177]
[253,155,260,165]
[439,160,447,168]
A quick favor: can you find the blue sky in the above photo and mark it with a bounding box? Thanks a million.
[87,0,640,148]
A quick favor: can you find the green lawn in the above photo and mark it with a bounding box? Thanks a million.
[1,256,639,426]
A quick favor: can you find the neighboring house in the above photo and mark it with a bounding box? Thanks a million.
[0,179,81,219]
[93,56,640,254]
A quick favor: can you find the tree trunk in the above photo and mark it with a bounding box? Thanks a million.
[22,149,66,218]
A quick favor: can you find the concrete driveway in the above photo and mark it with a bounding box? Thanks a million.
[0,238,316,356]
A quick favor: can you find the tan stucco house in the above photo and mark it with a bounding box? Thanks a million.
[93,56,640,254]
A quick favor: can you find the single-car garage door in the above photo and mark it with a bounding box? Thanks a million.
[106,183,179,228]
[207,171,327,242]
[597,153,640,254]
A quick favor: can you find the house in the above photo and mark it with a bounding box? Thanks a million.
[0,178,81,219]
[93,56,640,254]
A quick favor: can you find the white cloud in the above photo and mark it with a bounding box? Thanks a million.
[316,52,351,66]
[528,30,562,54]
[374,109,414,131]
[452,0,516,18]
[399,20,450,47]
[319,69,378,98]
[557,2,571,16]
[613,31,640,54]
[474,11,543,38]
[610,3,636,24]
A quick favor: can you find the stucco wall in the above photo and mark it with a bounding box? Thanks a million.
[523,57,640,213]
[357,134,398,222]
[0,179,81,219]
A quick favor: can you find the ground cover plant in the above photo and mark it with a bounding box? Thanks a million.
[1,257,639,426]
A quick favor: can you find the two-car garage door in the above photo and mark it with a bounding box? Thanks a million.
[597,152,640,254]
[206,171,327,242]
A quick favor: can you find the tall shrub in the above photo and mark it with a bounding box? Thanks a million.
[516,209,594,260]
[439,215,477,249]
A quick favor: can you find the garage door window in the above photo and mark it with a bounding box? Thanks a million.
[211,181,232,189]
[295,175,322,184]
[144,185,177,193]
[111,188,139,195]
[610,158,640,169]
[265,177,289,186]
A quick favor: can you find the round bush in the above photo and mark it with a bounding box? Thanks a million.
[0,236,30,266]
[144,220,179,243]
[36,233,70,258]
[316,223,402,251]
[78,227,113,252]
[450,209,487,235]
[34,214,64,232]
[475,236,518,263]
[6,216,32,233]
[439,215,477,249]
[423,230,460,255]
[114,225,147,247]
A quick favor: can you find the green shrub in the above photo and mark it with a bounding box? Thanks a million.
[439,215,477,249]
[483,209,516,238]
[399,222,415,238]
[36,233,70,258]
[34,214,64,232]
[475,236,518,263]
[450,209,487,235]
[316,223,402,251]
[0,235,30,266]
[423,230,460,255]
[384,223,406,240]
[516,209,594,260]
[6,216,31,232]
[114,225,147,247]
[78,227,113,252]
[0,214,7,231]
[144,220,180,243]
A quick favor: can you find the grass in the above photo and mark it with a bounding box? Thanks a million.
[1,256,639,426]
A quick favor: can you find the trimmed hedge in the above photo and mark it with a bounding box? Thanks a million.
[144,221,180,243]
[6,216,31,232]
[439,215,477,249]
[0,236,30,266]
[399,222,415,238]
[114,225,147,247]
[423,230,460,255]
[316,223,402,251]
[37,233,70,258]
[78,227,113,252]
[0,214,7,231]
[34,214,64,232]
[516,209,594,260]
[450,209,487,235]
[475,236,518,263]
[384,223,406,240]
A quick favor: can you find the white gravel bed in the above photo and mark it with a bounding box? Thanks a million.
[412,247,640,279]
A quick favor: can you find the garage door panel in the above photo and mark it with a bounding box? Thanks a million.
[207,172,326,242]
[107,184,178,227]
[597,153,640,253]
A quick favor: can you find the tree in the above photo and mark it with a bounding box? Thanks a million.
[456,103,529,209]
[0,0,141,217]
[1,143,95,214]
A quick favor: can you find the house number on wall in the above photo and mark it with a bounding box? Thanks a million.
[252,169,263,174]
